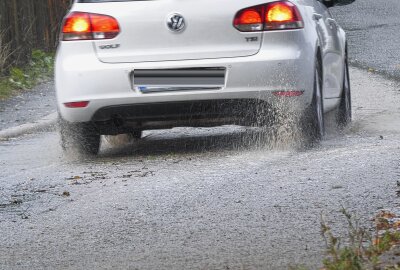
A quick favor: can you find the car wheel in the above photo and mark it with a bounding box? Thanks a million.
[302,57,325,142]
[59,117,101,155]
[336,52,352,128]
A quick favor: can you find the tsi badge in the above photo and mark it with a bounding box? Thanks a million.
[167,13,186,32]
[245,37,258,42]
[99,44,120,50]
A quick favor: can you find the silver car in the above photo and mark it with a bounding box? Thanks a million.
[56,0,353,155]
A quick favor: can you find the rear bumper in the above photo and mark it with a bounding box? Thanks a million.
[91,99,276,135]
[56,31,316,123]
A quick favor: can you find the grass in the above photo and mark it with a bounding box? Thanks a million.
[292,208,400,270]
[0,49,54,100]
[321,208,400,270]
[0,79,13,99]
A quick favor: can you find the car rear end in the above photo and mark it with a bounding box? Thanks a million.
[56,0,316,134]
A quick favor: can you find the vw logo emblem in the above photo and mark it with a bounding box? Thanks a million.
[167,14,186,32]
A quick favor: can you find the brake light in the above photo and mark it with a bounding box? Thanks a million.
[62,12,120,41]
[233,1,303,32]
[265,2,303,30]
[233,8,263,32]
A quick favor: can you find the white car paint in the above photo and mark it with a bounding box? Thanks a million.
[56,0,347,128]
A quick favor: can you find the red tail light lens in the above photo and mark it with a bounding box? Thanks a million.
[90,13,120,39]
[265,2,303,30]
[233,8,263,32]
[62,12,120,41]
[233,1,303,32]
[267,2,295,22]
[62,12,92,40]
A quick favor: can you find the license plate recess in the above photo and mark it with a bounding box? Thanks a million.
[133,68,226,93]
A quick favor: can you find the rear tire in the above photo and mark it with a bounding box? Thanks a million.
[302,57,325,142]
[336,52,352,128]
[59,117,101,156]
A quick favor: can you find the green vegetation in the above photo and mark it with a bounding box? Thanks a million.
[0,0,68,99]
[292,208,400,270]
[0,50,54,99]
[321,209,400,270]
[321,208,400,270]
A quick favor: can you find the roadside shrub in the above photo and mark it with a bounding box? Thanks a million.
[8,50,54,90]
[321,208,400,270]
[31,49,54,75]
[0,49,54,99]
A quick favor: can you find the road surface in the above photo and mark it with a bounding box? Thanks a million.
[1,68,399,269]
[1,0,400,269]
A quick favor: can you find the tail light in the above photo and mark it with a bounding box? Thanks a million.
[233,7,264,32]
[234,1,303,32]
[62,12,120,41]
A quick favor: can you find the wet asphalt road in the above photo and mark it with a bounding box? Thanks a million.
[1,1,400,269]
[331,0,400,80]
[1,68,400,269]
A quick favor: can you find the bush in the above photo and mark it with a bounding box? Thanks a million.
[0,49,54,99]
[321,208,400,270]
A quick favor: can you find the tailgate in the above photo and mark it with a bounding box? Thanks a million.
[74,0,266,63]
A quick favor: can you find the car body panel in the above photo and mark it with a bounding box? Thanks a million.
[313,0,345,98]
[72,0,268,63]
[56,31,315,122]
[57,0,347,129]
